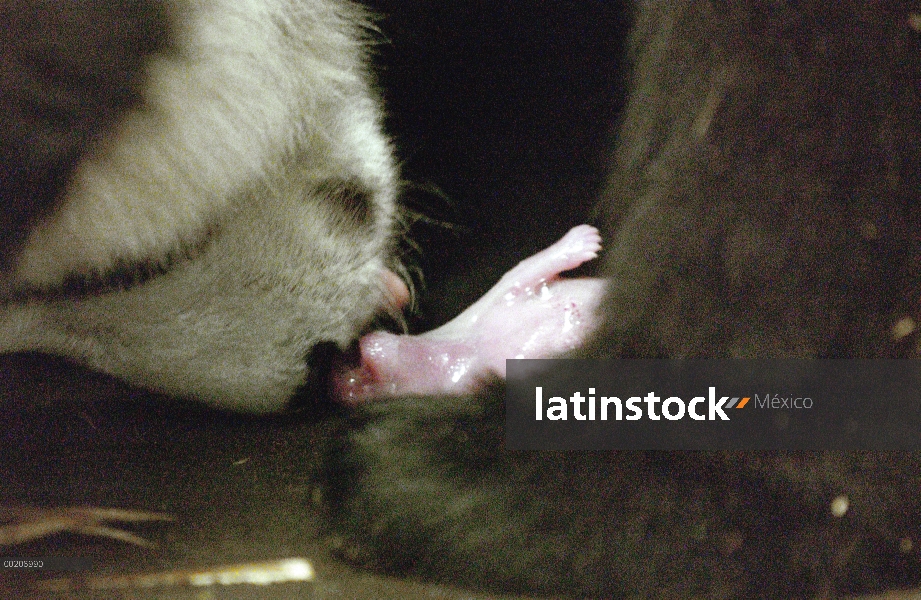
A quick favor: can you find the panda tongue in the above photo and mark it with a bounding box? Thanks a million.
[332,225,606,404]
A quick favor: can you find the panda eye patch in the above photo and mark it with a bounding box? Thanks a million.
[315,178,374,231]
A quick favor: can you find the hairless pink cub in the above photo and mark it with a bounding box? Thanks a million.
[334,225,605,402]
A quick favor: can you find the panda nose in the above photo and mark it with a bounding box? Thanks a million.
[382,268,410,311]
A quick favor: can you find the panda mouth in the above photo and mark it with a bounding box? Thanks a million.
[328,337,381,406]
[324,311,404,407]
[296,336,377,413]
[300,301,408,412]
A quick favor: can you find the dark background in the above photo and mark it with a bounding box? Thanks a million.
[363,1,630,329]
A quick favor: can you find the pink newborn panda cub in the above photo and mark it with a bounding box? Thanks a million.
[335,225,604,402]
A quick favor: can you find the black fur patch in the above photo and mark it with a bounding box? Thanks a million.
[0,0,168,270]
[325,1,921,597]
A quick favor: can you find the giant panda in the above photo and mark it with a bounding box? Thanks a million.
[1,1,920,599]
[0,0,404,413]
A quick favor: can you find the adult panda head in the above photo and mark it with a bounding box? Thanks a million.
[0,0,405,412]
